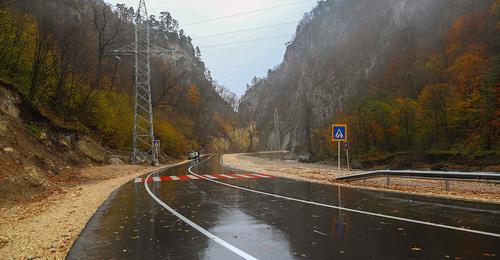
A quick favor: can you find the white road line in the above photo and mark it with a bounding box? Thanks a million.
[153,176,161,182]
[204,174,217,179]
[135,178,142,183]
[190,165,500,238]
[219,174,235,179]
[144,172,257,260]
[250,173,270,178]
[187,175,200,180]
[234,174,252,178]
[170,176,180,181]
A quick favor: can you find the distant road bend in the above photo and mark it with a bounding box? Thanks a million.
[68,154,500,259]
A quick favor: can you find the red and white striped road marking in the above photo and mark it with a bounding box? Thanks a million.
[134,173,275,183]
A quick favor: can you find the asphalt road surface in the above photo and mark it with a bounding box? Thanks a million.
[68,155,500,259]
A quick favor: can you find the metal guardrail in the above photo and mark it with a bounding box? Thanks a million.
[336,170,500,182]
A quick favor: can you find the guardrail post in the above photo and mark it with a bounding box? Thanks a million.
[386,176,390,186]
[445,179,449,191]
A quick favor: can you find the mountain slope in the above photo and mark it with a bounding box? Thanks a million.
[239,0,498,159]
[0,0,239,157]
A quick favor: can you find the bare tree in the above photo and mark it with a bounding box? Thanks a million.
[151,59,186,108]
[247,122,257,152]
[79,2,126,108]
[28,3,55,99]
[52,16,86,110]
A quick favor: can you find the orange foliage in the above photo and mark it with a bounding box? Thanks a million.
[186,84,200,106]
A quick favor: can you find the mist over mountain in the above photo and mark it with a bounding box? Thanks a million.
[239,0,498,159]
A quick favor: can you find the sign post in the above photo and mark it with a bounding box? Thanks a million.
[332,124,347,172]
[344,142,350,171]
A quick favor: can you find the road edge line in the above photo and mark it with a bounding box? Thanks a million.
[144,166,257,260]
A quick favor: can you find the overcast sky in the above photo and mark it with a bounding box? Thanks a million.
[106,0,317,96]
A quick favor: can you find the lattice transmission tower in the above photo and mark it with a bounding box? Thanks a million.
[111,0,172,164]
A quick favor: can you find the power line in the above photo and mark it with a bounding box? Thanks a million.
[193,21,299,39]
[200,34,293,48]
[183,0,315,26]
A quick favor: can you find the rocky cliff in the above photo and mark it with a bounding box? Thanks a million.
[239,0,494,153]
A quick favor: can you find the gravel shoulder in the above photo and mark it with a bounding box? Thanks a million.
[223,153,358,184]
[0,162,186,259]
[222,153,500,204]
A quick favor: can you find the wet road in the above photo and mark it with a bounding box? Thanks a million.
[68,155,500,259]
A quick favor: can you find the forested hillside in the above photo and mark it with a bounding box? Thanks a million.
[240,0,499,165]
[0,0,240,157]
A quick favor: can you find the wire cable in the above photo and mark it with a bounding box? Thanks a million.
[183,0,315,26]
[193,21,299,39]
[200,34,293,48]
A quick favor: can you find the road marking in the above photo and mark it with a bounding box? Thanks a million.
[134,173,273,183]
[144,172,257,260]
[234,174,252,178]
[190,164,500,238]
[250,173,271,178]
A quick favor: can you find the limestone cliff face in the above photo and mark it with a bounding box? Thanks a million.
[239,0,493,152]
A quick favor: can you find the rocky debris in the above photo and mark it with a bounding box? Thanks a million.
[0,87,21,118]
[76,137,106,163]
[23,166,48,187]
[108,157,124,165]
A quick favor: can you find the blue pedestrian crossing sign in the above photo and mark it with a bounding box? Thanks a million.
[332,124,348,142]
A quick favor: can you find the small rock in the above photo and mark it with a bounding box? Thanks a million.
[58,137,69,148]
[0,88,21,118]
[3,147,14,153]
[39,131,48,140]
[109,157,124,165]
[76,137,106,162]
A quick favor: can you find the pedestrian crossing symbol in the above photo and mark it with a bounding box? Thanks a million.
[332,124,347,142]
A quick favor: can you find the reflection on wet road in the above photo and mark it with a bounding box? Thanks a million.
[68,155,500,259]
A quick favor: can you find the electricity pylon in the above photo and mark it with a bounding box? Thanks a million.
[111,0,172,164]
[273,108,281,150]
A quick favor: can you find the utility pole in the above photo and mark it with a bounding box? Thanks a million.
[111,0,172,164]
[273,108,281,151]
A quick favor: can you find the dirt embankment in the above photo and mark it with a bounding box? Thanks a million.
[0,79,188,259]
[0,79,135,208]
[0,163,185,259]
[222,153,500,204]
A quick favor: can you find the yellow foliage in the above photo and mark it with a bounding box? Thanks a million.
[91,91,133,148]
[155,120,190,156]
